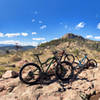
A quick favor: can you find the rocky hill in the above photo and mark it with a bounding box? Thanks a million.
[39,33,100,51]
[39,33,100,61]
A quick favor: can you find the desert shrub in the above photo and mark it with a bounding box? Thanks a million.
[73,49,80,56]
[10,55,22,62]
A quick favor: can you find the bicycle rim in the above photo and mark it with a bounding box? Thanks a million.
[19,63,41,85]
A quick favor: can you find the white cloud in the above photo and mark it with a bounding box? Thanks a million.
[0,40,38,46]
[40,25,47,29]
[31,42,38,46]
[39,21,43,24]
[32,38,45,40]
[32,32,37,35]
[20,41,38,46]
[0,32,4,37]
[5,33,20,37]
[21,33,28,36]
[5,32,29,37]
[54,37,58,40]
[85,35,100,40]
[0,40,21,45]
[86,35,93,39]
[94,36,100,39]
[76,22,85,29]
[32,19,35,23]
[97,23,100,29]
[41,41,47,43]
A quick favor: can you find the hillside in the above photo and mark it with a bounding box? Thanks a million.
[39,33,100,51]
[39,33,100,60]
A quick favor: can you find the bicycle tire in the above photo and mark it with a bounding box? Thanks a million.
[19,63,41,85]
[88,59,97,68]
[64,54,75,64]
[56,61,73,81]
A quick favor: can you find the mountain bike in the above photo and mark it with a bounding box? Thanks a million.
[73,54,97,71]
[19,51,73,85]
[58,50,75,64]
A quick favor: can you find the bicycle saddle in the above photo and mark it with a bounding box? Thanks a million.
[34,53,43,56]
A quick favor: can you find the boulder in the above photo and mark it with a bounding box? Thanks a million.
[8,64,16,68]
[16,60,28,67]
[0,75,2,78]
[62,90,82,100]
[93,80,100,94]
[38,95,60,100]
[0,85,5,92]
[2,70,18,79]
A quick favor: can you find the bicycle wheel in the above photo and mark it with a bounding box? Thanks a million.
[19,63,41,85]
[72,62,80,73]
[64,54,75,64]
[56,61,73,81]
[88,59,97,68]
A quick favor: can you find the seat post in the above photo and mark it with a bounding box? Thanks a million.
[75,56,79,61]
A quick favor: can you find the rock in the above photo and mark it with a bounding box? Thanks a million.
[79,92,88,100]
[8,64,16,68]
[90,93,100,100]
[38,95,60,100]
[0,75,2,78]
[2,70,18,79]
[93,80,100,94]
[0,63,100,100]
[78,69,95,80]
[16,60,28,67]
[0,85,5,92]
[42,82,61,94]
[62,90,82,100]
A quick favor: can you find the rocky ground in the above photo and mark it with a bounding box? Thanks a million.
[0,64,100,100]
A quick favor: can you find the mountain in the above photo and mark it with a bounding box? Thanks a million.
[38,33,100,60]
[0,45,35,55]
[0,45,35,50]
[39,33,100,50]
[62,33,85,40]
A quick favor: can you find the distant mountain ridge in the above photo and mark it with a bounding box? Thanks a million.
[0,45,35,50]
[0,45,35,55]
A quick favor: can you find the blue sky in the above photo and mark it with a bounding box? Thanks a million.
[0,0,100,46]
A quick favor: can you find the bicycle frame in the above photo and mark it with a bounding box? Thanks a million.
[77,55,88,67]
[36,55,57,72]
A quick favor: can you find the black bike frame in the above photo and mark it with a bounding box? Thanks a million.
[36,56,57,72]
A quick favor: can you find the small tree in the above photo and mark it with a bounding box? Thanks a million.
[6,50,10,54]
[73,49,80,56]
